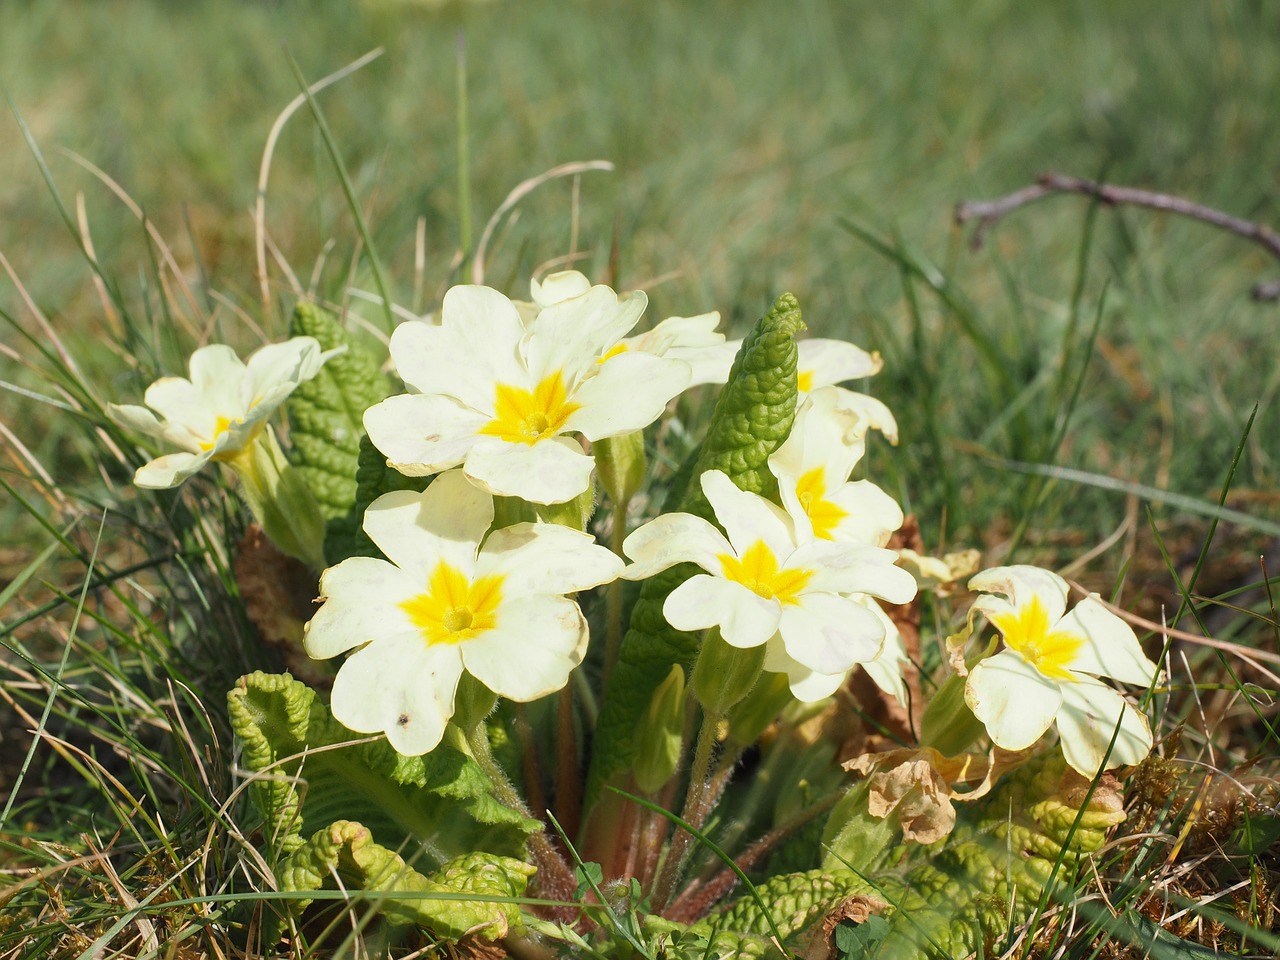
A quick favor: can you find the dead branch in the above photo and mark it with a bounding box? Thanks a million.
[955,172,1280,301]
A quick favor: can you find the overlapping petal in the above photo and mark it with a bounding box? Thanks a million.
[304,470,621,755]
[622,469,915,695]
[109,336,338,488]
[964,563,1159,775]
[366,282,688,504]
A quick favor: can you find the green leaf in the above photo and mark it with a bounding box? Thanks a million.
[834,915,890,957]
[227,672,538,865]
[585,293,804,808]
[281,821,534,939]
[286,303,393,562]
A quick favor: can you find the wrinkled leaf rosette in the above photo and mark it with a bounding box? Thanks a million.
[281,821,534,940]
[364,283,691,504]
[228,672,539,865]
[963,564,1160,776]
[109,336,341,488]
[621,468,917,701]
[304,469,623,754]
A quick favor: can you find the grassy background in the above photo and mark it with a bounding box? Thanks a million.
[1,0,1279,954]
[4,0,1279,557]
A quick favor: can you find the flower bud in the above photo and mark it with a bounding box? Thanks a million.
[692,629,765,716]
[233,427,327,570]
[634,665,686,793]
[594,431,647,508]
[918,671,986,757]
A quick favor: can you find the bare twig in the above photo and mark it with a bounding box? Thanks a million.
[955,172,1280,301]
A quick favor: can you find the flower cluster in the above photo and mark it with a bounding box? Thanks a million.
[109,337,341,489]
[962,564,1160,776]
[302,470,622,754]
[110,273,1159,790]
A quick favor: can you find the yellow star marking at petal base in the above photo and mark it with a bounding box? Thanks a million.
[797,369,814,393]
[478,372,582,445]
[989,596,1084,682]
[199,415,236,452]
[597,343,629,364]
[794,466,848,540]
[718,541,813,604]
[400,562,504,646]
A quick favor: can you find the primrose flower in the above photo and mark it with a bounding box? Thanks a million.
[765,594,910,704]
[364,284,691,505]
[796,339,898,444]
[768,386,904,547]
[303,470,623,755]
[621,469,917,699]
[108,337,340,488]
[963,565,1159,776]
[521,269,739,386]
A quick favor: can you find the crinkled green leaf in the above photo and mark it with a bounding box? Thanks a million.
[586,293,804,808]
[281,821,534,939]
[649,755,1126,960]
[286,303,393,563]
[862,754,1126,960]
[227,671,539,865]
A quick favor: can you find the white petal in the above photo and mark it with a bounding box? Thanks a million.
[857,598,909,706]
[363,393,490,477]
[304,556,422,659]
[109,402,166,438]
[969,565,1069,626]
[777,593,884,674]
[1057,679,1154,775]
[965,650,1062,751]
[390,295,524,411]
[530,270,592,307]
[822,481,905,546]
[798,339,883,388]
[463,435,595,505]
[143,375,224,447]
[477,522,623,596]
[187,344,249,418]
[665,575,780,648]
[133,450,214,488]
[620,513,732,580]
[243,336,330,407]
[827,388,899,445]
[670,339,740,387]
[793,541,917,604]
[1056,596,1160,685]
[700,470,795,559]
[564,351,691,440]
[461,595,588,701]
[362,473,491,577]
[770,387,870,492]
[524,287,648,379]
[763,637,847,701]
[329,634,463,756]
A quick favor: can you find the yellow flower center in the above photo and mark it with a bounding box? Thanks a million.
[797,369,814,393]
[718,540,813,604]
[199,414,238,453]
[598,343,629,364]
[400,562,504,646]
[794,466,848,540]
[989,596,1083,682]
[478,372,581,445]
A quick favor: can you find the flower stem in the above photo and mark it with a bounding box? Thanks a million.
[602,493,629,686]
[464,723,579,911]
[650,707,722,911]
